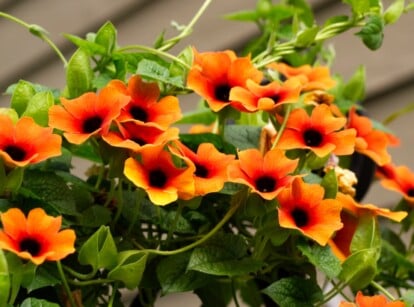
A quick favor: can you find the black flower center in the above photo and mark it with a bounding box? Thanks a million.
[407,188,414,197]
[195,164,209,178]
[83,116,103,133]
[303,129,323,147]
[131,137,146,146]
[270,94,281,104]
[291,208,309,227]
[214,84,231,102]
[255,176,276,192]
[149,169,167,188]
[4,145,26,161]
[19,237,41,256]
[130,106,148,122]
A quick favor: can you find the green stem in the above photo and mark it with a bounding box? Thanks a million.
[316,281,347,306]
[63,264,98,280]
[370,280,396,301]
[0,12,67,66]
[158,0,213,51]
[68,278,114,287]
[117,44,191,69]
[137,192,244,256]
[108,282,119,307]
[112,179,124,226]
[57,261,77,307]
[271,104,292,149]
[231,278,241,307]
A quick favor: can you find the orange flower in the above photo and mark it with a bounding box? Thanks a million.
[170,141,235,196]
[0,115,61,167]
[0,208,76,265]
[229,78,301,112]
[49,86,129,144]
[328,193,407,261]
[109,75,182,130]
[187,49,263,112]
[227,148,298,200]
[277,178,343,246]
[124,145,195,206]
[268,62,336,91]
[379,164,414,203]
[347,107,391,166]
[339,291,405,307]
[276,104,356,157]
[103,121,179,153]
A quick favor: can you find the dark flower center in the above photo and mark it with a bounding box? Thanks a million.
[270,94,281,104]
[407,188,414,197]
[19,237,41,256]
[255,176,276,192]
[303,129,323,147]
[195,164,209,178]
[291,208,309,227]
[131,137,146,146]
[83,116,103,133]
[149,169,168,188]
[214,84,231,102]
[130,106,148,122]
[4,145,26,161]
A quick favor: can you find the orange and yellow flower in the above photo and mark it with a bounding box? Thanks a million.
[268,62,336,92]
[229,78,301,112]
[187,49,263,112]
[0,115,61,167]
[124,145,195,205]
[170,141,235,196]
[276,178,343,246]
[109,75,182,130]
[103,121,179,153]
[276,104,356,157]
[0,208,76,265]
[328,193,407,261]
[378,164,414,203]
[339,291,405,307]
[227,148,298,200]
[48,86,129,144]
[347,107,392,166]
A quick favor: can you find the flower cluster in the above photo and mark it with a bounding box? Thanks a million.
[0,0,413,306]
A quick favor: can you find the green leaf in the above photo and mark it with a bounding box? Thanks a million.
[10,80,36,116]
[26,265,60,293]
[350,213,381,255]
[77,205,112,227]
[64,34,106,55]
[320,168,338,199]
[20,298,60,307]
[22,91,54,126]
[339,248,377,289]
[177,109,216,125]
[66,48,94,98]
[224,125,261,150]
[0,250,10,307]
[384,0,405,24]
[288,0,314,27]
[136,59,184,88]
[78,226,118,271]
[188,233,264,276]
[95,21,117,54]
[295,26,319,48]
[108,250,148,289]
[224,10,259,22]
[156,252,211,294]
[262,277,323,307]
[401,289,414,307]
[195,279,233,307]
[343,66,366,102]
[21,170,78,216]
[297,242,342,279]
[355,15,384,50]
